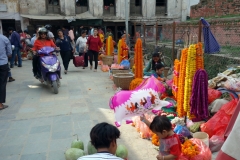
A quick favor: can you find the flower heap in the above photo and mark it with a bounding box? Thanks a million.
[195,42,204,70]
[152,133,160,146]
[176,48,188,117]
[183,44,197,118]
[129,38,143,90]
[172,59,181,99]
[181,140,200,158]
[106,36,114,56]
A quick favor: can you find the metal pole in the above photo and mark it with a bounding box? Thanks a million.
[172,21,176,62]
[125,0,129,46]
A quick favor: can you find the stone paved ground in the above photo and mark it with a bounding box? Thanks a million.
[1,59,219,160]
[0,60,159,160]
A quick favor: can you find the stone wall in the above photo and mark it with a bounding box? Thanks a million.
[191,0,240,19]
[19,0,46,15]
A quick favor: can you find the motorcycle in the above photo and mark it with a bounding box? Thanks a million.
[36,46,61,94]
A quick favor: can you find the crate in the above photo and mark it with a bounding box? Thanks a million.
[113,73,134,90]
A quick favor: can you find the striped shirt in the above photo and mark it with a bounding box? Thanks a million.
[77,153,123,160]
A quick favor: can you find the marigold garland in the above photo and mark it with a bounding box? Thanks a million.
[134,38,143,78]
[183,44,196,118]
[118,39,123,64]
[181,140,200,158]
[152,134,160,146]
[172,59,180,98]
[195,42,204,70]
[106,36,114,56]
[129,78,143,90]
[176,48,188,117]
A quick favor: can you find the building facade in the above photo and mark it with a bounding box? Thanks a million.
[0,0,198,39]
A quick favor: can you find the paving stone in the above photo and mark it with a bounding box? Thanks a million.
[1,155,20,160]
[49,138,72,152]
[0,145,23,157]
[7,128,30,137]
[32,117,53,126]
[20,153,46,160]
[10,119,32,129]
[22,141,49,154]
[0,121,12,130]
[52,122,73,132]
[30,125,51,134]
[26,132,51,144]
[48,150,65,160]
[2,135,27,146]
[51,131,73,140]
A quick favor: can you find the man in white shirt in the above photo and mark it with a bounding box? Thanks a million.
[77,122,123,160]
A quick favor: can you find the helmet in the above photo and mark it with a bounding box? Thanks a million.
[45,24,52,30]
[38,27,48,34]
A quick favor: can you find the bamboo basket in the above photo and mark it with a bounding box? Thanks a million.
[112,69,130,75]
[102,56,114,66]
[113,73,134,90]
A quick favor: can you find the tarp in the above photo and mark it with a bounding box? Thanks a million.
[201,18,220,54]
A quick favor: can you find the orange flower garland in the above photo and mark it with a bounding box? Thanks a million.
[172,59,181,99]
[129,78,143,90]
[106,36,114,56]
[152,134,160,146]
[118,39,123,64]
[181,140,200,158]
[134,38,143,78]
[177,48,188,117]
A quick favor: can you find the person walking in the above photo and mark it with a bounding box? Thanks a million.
[0,34,12,110]
[68,26,76,54]
[76,31,88,69]
[56,29,74,74]
[8,27,22,68]
[85,28,102,72]
[45,24,55,43]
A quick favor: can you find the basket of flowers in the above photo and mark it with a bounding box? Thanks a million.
[113,73,134,90]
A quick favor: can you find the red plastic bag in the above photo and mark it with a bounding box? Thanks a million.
[180,138,212,160]
[208,88,222,104]
[201,99,238,138]
[73,55,85,67]
[209,135,224,152]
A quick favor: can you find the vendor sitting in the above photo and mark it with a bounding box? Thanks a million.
[153,63,167,82]
[144,53,163,76]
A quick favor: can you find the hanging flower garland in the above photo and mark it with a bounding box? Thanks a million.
[177,48,188,117]
[118,39,123,64]
[195,42,204,70]
[172,59,181,99]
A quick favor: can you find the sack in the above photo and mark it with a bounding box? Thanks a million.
[101,65,109,72]
[201,99,238,138]
[208,88,222,104]
[224,78,240,92]
[120,60,130,69]
[73,55,85,67]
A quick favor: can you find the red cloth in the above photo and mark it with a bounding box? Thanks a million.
[87,35,102,52]
[160,133,181,160]
[216,150,235,160]
[32,39,56,51]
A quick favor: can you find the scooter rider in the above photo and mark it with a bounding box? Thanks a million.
[45,24,55,43]
[32,27,58,79]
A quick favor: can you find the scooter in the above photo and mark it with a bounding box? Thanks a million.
[36,47,61,94]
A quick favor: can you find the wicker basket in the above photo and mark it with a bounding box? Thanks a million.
[113,73,134,90]
[102,56,114,66]
[112,69,130,75]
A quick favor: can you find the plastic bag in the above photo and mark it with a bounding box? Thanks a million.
[208,88,222,104]
[174,125,191,137]
[209,135,224,152]
[101,65,109,72]
[208,99,229,114]
[224,78,240,92]
[120,60,130,69]
[201,99,238,138]
[180,138,212,160]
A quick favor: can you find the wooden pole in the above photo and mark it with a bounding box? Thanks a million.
[172,21,176,62]
[198,20,202,43]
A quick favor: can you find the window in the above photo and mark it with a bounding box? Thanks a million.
[104,0,115,6]
[135,0,141,6]
[48,0,59,5]
[76,0,88,6]
[156,0,165,6]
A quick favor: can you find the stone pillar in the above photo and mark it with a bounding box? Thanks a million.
[116,0,130,19]
[89,0,103,17]
[64,0,76,16]
[142,0,155,18]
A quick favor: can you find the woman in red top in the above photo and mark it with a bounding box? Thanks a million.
[85,28,102,72]
[32,27,56,78]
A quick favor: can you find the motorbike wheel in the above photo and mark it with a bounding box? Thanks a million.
[52,81,58,94]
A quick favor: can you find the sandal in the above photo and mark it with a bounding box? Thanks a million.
[0,105,8,110]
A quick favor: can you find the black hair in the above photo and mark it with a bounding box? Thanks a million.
[150,116,172,133]
[90,122,120,149]
[57,29,63,33]
[70,26,74,30]
[8,27,14,32]
[155,63,165,71]
[151,53,161,70]
[24,30,29,34]
[81,30,86,35]
[17,30,23,34]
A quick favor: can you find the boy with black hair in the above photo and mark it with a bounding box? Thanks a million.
[141,116,181,160]
[77,122,123,160]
